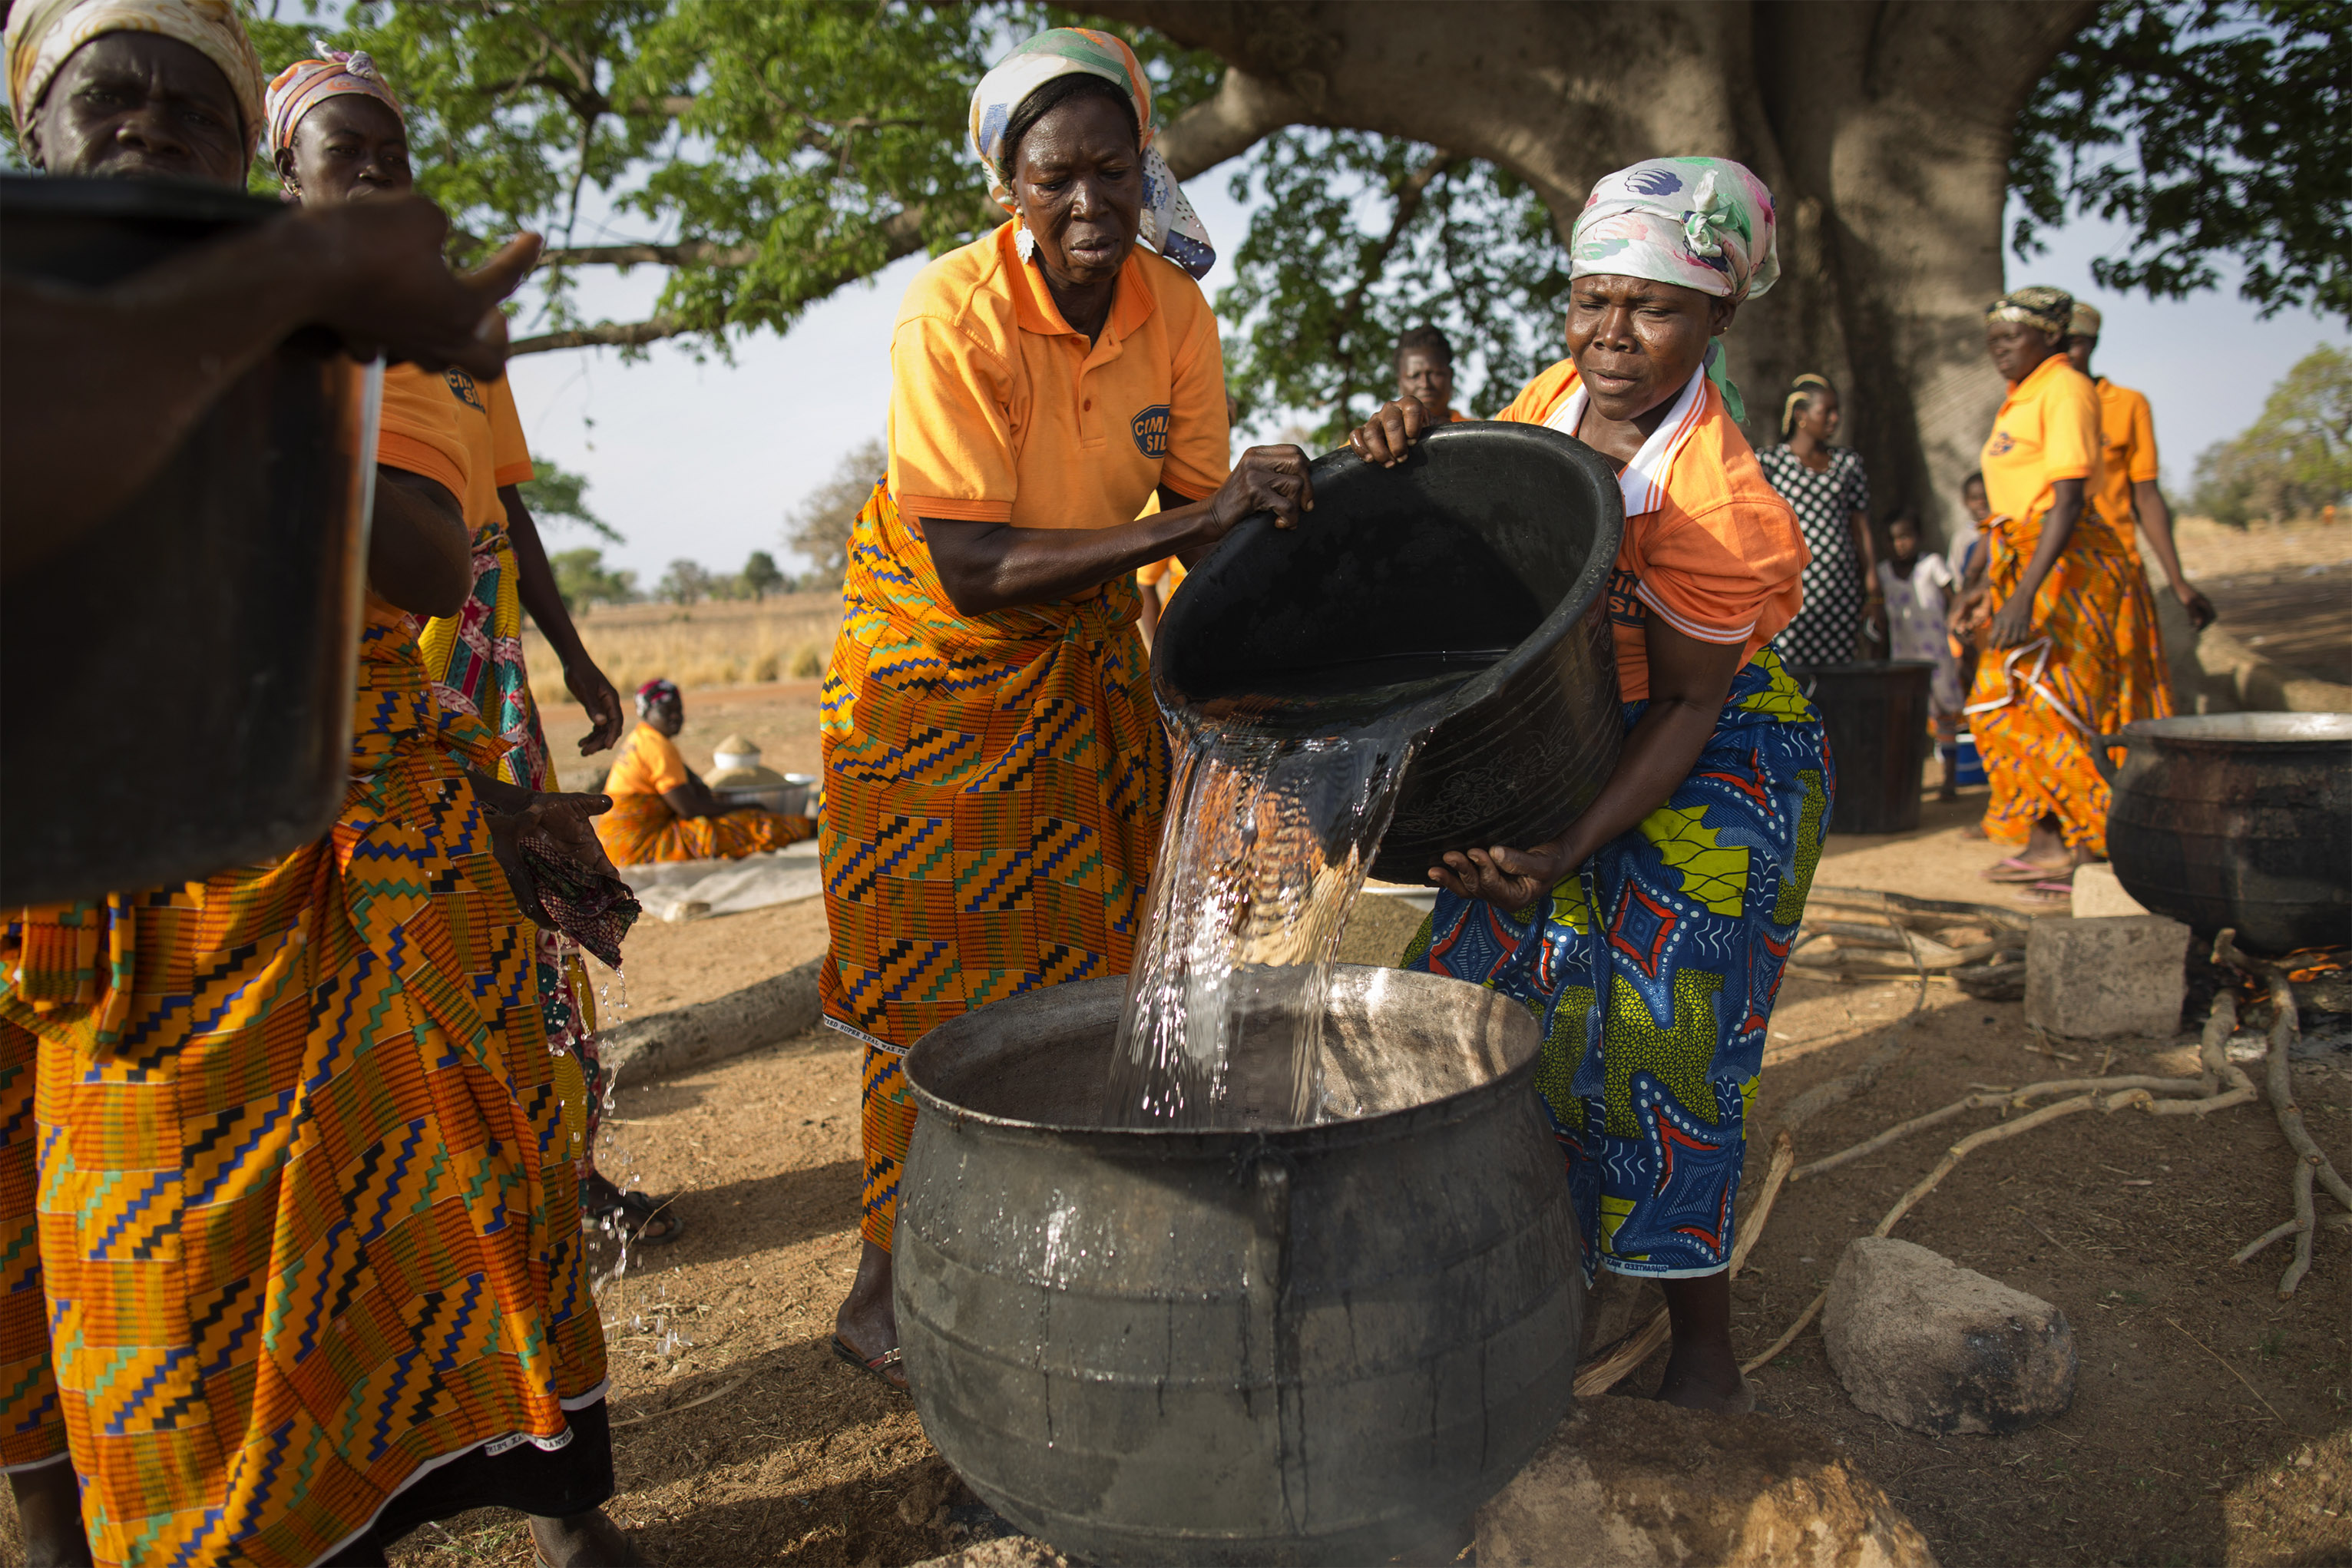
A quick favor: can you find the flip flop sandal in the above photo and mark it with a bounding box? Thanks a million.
[2016,881,2075,905]
[1983,855,2067,884]
[832,1335,908,1390]
[582,1174,684,1246]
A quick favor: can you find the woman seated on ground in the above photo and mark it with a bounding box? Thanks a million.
[596,678,814,865]
[1348,156,1823,1414]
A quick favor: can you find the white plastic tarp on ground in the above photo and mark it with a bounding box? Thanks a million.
[616,837,822,922]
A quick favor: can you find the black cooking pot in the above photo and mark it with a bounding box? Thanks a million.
[1154,422,1625,884]
[2099,713,2352,954]
[0,175,373,906]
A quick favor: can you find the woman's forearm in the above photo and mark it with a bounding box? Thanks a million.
[2008,484,2082,607]
[2131,479,2189,589]
[501,487,589,665]
[921,501,1215,617]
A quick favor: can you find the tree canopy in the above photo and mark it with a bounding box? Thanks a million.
[2190,345,2352,524]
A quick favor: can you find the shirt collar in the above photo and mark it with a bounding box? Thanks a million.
[1548,359,1713,518]
[1001,221,1156,346]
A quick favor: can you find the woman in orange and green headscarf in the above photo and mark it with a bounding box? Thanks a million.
[819,25,1314,1387]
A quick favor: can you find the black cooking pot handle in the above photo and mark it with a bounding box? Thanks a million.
[2091,732,2129,783]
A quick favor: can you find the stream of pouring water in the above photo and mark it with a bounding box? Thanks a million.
[1104,650,1506,1129]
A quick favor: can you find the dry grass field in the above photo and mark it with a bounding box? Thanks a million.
[522,592,842,710]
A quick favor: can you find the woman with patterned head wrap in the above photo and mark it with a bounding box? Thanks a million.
[1350,157,1825,1413]
[2063,301,2214,728]
[2,7,639,1563]
[594,677,814,867]
[822,25,1315,1387]
[265,48,671,1272]
[1758,372,1883,663]
[1966,286,2130,892]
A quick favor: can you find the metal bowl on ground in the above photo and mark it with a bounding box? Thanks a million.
[895,965,1583,1566]
[2099,712,2352,953]
[0,175,373,905]
[1153,423,1625,885]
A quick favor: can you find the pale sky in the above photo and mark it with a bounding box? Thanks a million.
[504,184,2350,586]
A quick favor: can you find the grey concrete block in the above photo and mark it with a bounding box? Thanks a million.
[1823,1238,2076,1437]
[2023,913,2188,1038]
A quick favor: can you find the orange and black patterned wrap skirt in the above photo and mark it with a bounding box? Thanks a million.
[819,485,1169,1249]
[0,598,606,1565]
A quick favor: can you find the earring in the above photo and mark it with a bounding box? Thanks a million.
[1014,219,1037,263]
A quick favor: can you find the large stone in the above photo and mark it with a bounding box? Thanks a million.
[2023,913,2188,1039]
[2069,861,2152,920]
[1475,1394,1937,1568]
[1822,1238,2076,1436]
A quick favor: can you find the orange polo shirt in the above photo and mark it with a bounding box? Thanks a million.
[887,220,1230,531]
[1980,355,2106,545]
[2092,376,2158,561]
[378,366,535,543]
[1497,359,1807,702]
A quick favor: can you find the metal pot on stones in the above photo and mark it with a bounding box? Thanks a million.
[893,965,1584,1566]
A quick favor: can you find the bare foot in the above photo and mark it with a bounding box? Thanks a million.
[1652,1355,1753,1413]
[10,1459,92,1568]
[528,1508,647,1567]
[1652,1272,1752,1413]
[834,1239,906,1390]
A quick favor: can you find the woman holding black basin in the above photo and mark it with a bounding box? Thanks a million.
[819,27,1314,1388]
[1350,157,1828,1413]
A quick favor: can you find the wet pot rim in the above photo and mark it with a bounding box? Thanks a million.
[2105,713,2352,750]
[900,967,1542,1156]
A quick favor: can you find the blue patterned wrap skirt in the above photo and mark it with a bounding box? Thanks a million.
[1404,650,1832,1281]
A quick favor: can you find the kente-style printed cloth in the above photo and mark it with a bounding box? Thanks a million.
[1986,286,2074,339]
[6,0,264,150]
[415,531,613,1168]
[0,1029,58,1474]
[593,792,810,868]
[263,46,399,154]
[1963,511,2165,856]
[0,597,607,1566]
[821,484,1166,1242]
[858,1046,918,1249]
[1572,157,1778,303]
[1758,444,1871,667]
[1404,650,1831,1282]
[968,26,1213,280]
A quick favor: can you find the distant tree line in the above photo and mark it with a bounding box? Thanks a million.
[550,547,809,611]
[2191,346,2351,526]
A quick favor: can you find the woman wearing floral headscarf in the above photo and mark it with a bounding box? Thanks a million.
[1965,286,2119,892]
[1351,156,1826,1413]
[819,25,1313,1386]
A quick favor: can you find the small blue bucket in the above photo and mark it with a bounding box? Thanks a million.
[1941,732,1987,788]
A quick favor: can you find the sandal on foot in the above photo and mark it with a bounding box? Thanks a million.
[582,1174,683,1246]
[2016,880,2075,905]
[1982,855,2066,884]
[832,1334,908,1390]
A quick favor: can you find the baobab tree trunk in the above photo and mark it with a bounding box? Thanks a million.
[1118,0,2097,551]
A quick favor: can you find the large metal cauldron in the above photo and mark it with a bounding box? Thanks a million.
[0,175,375,906]
[1154,423,1624,885]
[2099,713,2352,953]
[895,965,1583,1566]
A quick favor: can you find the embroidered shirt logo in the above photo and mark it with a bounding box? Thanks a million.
[1986,431,2016,457]
[1607,567,1648,627]
[445,369,487,412]
[1130,405,1171,458]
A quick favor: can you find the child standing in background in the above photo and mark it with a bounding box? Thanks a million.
[1878,511,1963,799]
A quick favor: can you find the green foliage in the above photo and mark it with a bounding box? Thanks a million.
[549,546,639,609]
[658,557,714,604]
[786,435,888,584]
[2189,345,2352,524]
[518,459,624,543]
[741,548,786,598]
[1216,132,1570,448]
[2012,0,2351,323]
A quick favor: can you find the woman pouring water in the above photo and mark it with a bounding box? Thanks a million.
[819,27,1313,1387]
[1349,157,1828,1414]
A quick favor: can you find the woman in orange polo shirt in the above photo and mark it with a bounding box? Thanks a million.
[1967,286,2132,886]
[821,27,1312,1384]
[1350,157,1824,1414]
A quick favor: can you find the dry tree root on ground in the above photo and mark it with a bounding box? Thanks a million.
[2214,929,2352,1298]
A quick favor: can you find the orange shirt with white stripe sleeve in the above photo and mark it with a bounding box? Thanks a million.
[1496,359,1808,702]
[886,220,1230,532]
[1980,354,2108,547]
[2091,376,2158,561]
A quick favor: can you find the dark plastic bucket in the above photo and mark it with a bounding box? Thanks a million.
[1789,660,1935,835]
[0,175,372,905]
[1153,422,1626,884]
